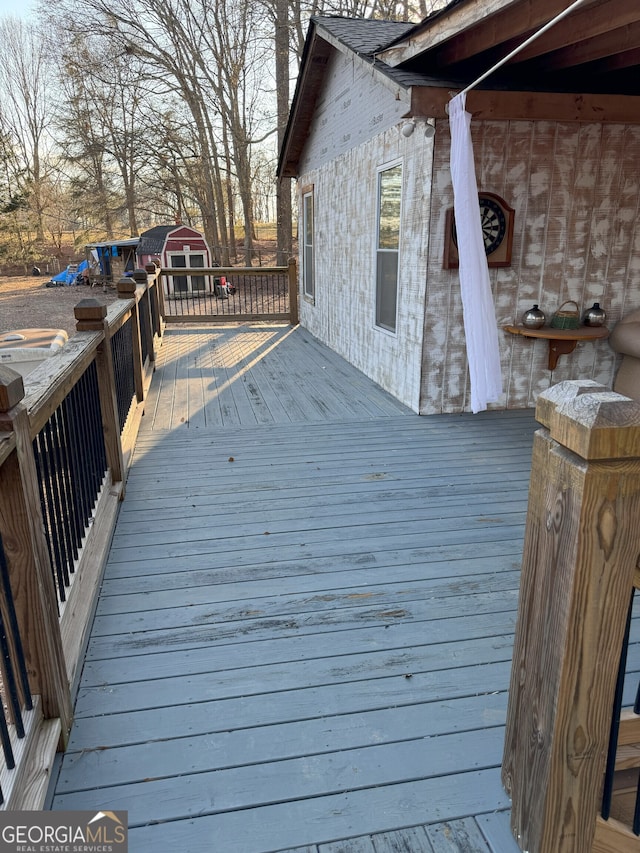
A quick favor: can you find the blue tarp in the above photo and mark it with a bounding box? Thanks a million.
[49,260,89,286]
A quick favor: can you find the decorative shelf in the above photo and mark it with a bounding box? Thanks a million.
[503,324,609,370]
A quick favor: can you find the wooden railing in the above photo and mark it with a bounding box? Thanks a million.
[157,258,299,324]
[502,379,640,853]
[0,270,162,809]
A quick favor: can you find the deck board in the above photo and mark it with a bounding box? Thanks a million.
[121,769,511,853]
[49,323,543,851]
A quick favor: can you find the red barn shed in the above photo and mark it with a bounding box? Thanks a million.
[137,225,214,296]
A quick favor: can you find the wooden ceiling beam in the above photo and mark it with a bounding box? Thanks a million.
[590,46,640,73]
[411,0,609,68]
[502,0,639,62]
[526,22,640,71]
[410,87,640,124]
[379,0,567,67]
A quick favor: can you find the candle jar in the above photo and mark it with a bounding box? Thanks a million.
[583,302,606,327]
[522,304,546,329]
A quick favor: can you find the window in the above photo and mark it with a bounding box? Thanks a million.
[169,252,206,293]
[375,164,402,332]
[169,254,188,293]
[190,253,205,292]
[302,188,314,300]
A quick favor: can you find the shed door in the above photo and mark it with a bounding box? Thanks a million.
[170,254,188,293]
[190,254,205,291]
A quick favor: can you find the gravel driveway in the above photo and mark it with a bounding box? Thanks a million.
[0,276,120,338]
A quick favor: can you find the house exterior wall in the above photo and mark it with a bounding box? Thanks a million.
[299,48,411,175]
[298,122,434,412]
[421,120,640,413]
[297,69,640,415]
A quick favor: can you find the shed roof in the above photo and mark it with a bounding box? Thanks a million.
[279,0,640,178]
[137,225,205,257]
[137,226,176,256]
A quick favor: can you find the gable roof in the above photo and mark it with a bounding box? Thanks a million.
[314,16,461,88]
[279,1,640,179]
[278,16,450,178]
[138,225,204,256]
[313,16,414,55]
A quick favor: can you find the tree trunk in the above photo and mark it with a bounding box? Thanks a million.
[275,0,292,265]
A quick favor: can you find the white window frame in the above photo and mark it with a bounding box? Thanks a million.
[374,161,403,334]
[167,250,209,294]
[302,186,315,302]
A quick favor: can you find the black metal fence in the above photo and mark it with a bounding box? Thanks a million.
[111,319,136,433]
[32,362,108,607]
[139,288,152,364]
[160,265,296,323]
[0,270,161,810]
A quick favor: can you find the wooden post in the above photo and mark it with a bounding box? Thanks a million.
[288,257,299,326]
[502,381,640,853]
[0,367,72,748]
[145,264,163,339]
[117,275,144,402]
[148,264,167,322]
[74,299,125,493]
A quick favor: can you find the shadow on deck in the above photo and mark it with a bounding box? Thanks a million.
[47,323,537,852]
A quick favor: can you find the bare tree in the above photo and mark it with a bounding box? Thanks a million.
[0,18,54,246]
[46,0,279,264]
[23,0,450,271]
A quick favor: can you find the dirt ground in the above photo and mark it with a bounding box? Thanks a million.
[0,275,120,338]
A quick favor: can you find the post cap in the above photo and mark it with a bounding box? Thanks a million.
[74,299,107,321]
[538,382,640,460]
[536,380,610,429]
[117,275,137,297]
[0,365,25,412]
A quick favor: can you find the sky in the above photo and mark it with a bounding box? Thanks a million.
[0,0,35,17]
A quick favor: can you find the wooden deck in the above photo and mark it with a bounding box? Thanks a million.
[48,323,540,852]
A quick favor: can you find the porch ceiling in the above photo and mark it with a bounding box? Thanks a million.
[385,0,640,125]
[384,0,640,97]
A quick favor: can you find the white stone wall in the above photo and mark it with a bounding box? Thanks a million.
[421,120,640,413]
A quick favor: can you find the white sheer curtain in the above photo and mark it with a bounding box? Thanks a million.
[448,92,502,413]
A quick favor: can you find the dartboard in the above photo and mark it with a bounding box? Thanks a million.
[480,196,507,255]
[444,191,514,268]
[451,196,507,256]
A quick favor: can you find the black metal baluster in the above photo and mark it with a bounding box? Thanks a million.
[67,381,91,530]
[0,609,23,738]
[0,696,15,771]
[47,414,74,585]
[35,427,67,600]
[88,363,108,490]
[32,435,57,591]
[53,406,79,570]
[0,539,31,712]
[602,589,635,820]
